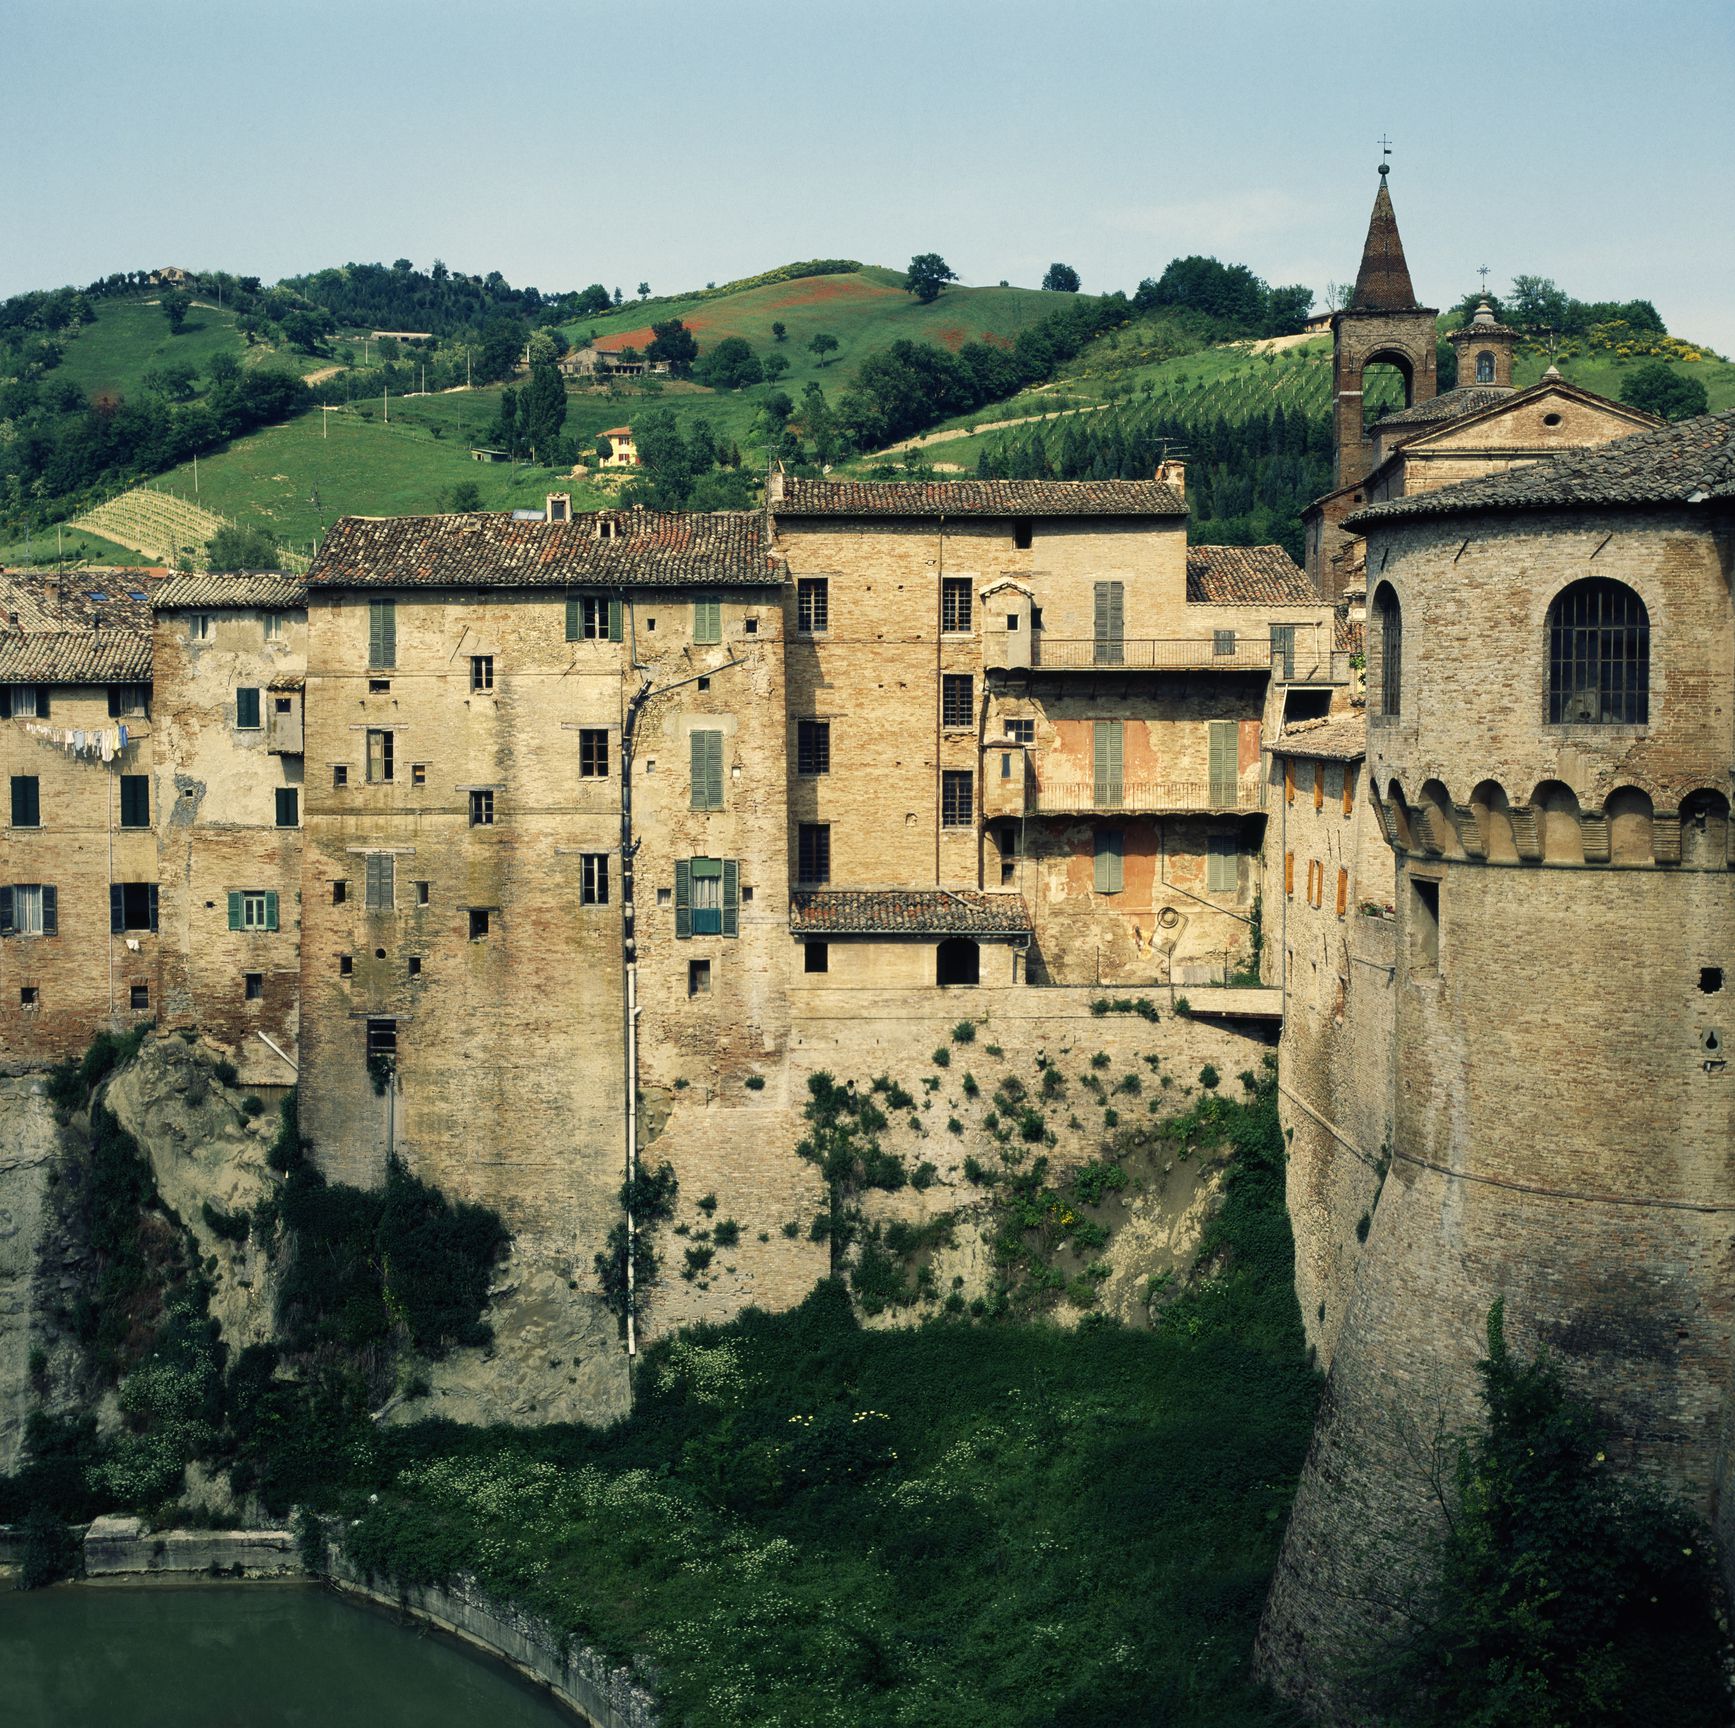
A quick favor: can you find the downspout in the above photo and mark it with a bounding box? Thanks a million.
[935,516,945,885]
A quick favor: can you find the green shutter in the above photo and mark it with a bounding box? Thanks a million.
[608,598,624,643]
[565,596,581,641]
[691,730,723,810]
[722,860,739,937]
[1093,583,1123,663]
[1094,830,1124,894]
[110,884,124,933]
[1207,835,1237,893]
[227,891,243,931]
[40,885,54,936]
[1208,721,1238,804]
[264,892,279,932]
[0,886,12,934]
[1093,722,1123,808]
[369,599,396,668]
[693,596,720,645]
[149,884,159,933]
[674,859,692,939]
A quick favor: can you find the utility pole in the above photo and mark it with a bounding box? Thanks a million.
[193,453,199,499]
[383,387,389,425]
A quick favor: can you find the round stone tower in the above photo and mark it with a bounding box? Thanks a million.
[1258,412,1735,1719]
[1447,299,1522,388]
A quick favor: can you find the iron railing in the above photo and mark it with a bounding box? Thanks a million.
[1030,637,1273,671]
[1032,777,1264,816]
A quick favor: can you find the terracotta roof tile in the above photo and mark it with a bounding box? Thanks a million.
[0,630,153,685]
[154,572,308,610]
[1185,544,1317,605]
[307,510,778,589]
[790,889,1033,936]
[1349,408,1735,526]
[1269,713,1367,761]
[774,478,1185,518]
[1373,385,1515,429]
[0,570,157,684]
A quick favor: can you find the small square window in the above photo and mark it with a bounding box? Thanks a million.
[469,789,495,826]
[408,956,422,978]
[244,973,263,1001]
[805,942,829,975]
[339,954,353,976]
[1012,519,1034,550]
[744,617,759,635]
[411,764,426,786]
[332,880,347,904]
[415,881,430,906]
[333,764,349,787]
[657,887,671,906]
[471,655,494,693]
[19,986,38,1007]
[368,678,391,694]
[469,908,491,939]
[130,984,149,1011]
[697,676,710,691]
[190,613,212,641]
[1005,719,1035,746]
[689,959,712,996]
[263,611,285,641]
[741,886,753,903]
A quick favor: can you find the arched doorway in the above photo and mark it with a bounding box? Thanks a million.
[936,938,980,987]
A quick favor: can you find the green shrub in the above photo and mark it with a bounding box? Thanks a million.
[946,1117,963,1136]
[932,1046,951,1068]
[682,1245,715,1280]
[200,1200,251,1245]
[983,1043,1004,1058]
[213,1059,240,1088]
[962,1156,991,1185]
[961,1072,980,1098]
[1199,1064,1221,1090]
[951,1020,976,1044]
[744,1074,766,1092]
[912,1160,939,1189]
[19,1506,79,1589]
[713,1219,741,1249]
[1090,1051,1111,1070]
[1071,1160,1129,1207]
[241,1094,265,1117]
[1355,1211,1372,1243]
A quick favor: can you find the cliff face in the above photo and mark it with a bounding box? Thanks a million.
[0,1078,68,1473]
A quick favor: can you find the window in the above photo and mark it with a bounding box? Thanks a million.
[11,776,39,827]
[365,853,394,911]
[562,596,624,645]
[941,770,974,828]
[744,616,759,635]
[333,764,349,788]
[675,857,739,937]
[366,1018,396,1060]
[1207,834,1237,893]
[942,674,974,729]
[189,614,212,642]
[2,885,56,936]
[1374,583,1402,718]
[275,787,298,828]
[942,577,973,633]
[236,687,261,729]
[471,655,494,692]
[369,679,391,694]
[692,594,722,645]
[411,764,426,786]
[1094,829,1124,894]
[1343,769,1355,817]
[1093,722,1123,808]
[1547,579,1649,725]
[108,684,149,717]
[798,823,831,885]
[797,577,829,634]
[581,853,610,905]
[245,973,263,1001]
[804,942,829,975]
[368,598,396,669]
[1269,624,1296,680]
[1475,349,1495,384]
[690,730,724,811]
[408,956,422,978]
[469,908,491,939]
[579,729,610,778]
[1313,763,1324,811]
[1336,868,1349,918]
[263,611,285,641]
[1012,519,1033,550]
[1410,876,1440,972]
[366,730,394,783]
[415,881,430,906]
[130,983,149,1011]
[332,880,348,904]
[1093,582,1124,665]
[796,719,830,775]
[339,954,353,976]
[689,959,712,996]
[1005,719,1035,747]
[227,890,278,932]
[999,823,1020,885]
[19,986,38,1007]
[1208,721,1239,806]
[1213,629,1237,657]
[110,882,158,933]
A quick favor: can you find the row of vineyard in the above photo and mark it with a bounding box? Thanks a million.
[71,485,309,573]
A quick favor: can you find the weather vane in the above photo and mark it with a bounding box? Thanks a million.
[1477,264,1490,297]
[1378,135,1392,178]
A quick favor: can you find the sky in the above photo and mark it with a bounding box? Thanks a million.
[4,0,1732,350]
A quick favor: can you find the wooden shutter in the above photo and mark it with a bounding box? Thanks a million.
[264,892,279,932]
[1342,769,1355,817]
[1313,763,1324,810]
[36,687,49,719]
[565,596,581,641]
[108,686,121,718]
[1094,830,1123,894]
[1207,834,1236,893]
[0,690,10,719]
[1336,867,1348,917]
[1284,851,1294,896]
[40,885,54,936]
[1093,582,1123,662]
[693,596,720,644]
[691,730,723,810]
[0,886,11,934]
[227,891,243,931]
[369,599,396,668]
[110,884,124,933]
[1284,759,1295,805]
[674,859,692,939]
[1208,722,1237,804]
[608,598,624,643]
[1093,722,1123,807]
[722,860,739,937]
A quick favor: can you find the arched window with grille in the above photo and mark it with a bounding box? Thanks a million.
[1374,583,1402,717]
[1475,349,1495,383]
[1547,579,1649,724]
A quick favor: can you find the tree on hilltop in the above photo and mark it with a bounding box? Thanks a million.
[1042,262,1081,293]
[162,290,191,335]
[1621,362,1708,423]
[808,332,839,366]
[904,254,958,305]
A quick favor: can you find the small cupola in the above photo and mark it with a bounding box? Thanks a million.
[1448,300,1522,389]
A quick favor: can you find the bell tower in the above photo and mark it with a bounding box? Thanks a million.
[1331,161,1438,488]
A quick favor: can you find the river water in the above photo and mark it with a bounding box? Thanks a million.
[0,1581,575,1726]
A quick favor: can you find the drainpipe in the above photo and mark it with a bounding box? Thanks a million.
[935,515,945,886]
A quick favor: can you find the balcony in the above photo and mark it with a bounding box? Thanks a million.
[1032,776,1264,816]
[988,633,1351,683]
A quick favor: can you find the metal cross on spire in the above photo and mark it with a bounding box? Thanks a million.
[1477,264,1491,299]
[1378,135,1393,177]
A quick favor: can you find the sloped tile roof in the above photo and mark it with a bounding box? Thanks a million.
[1334,609,1365,655]
[790,889,1034,937]
[1185,544,1318,605]
[1350,178,1421,312]
[0,569,157,684]
[773,478,1186,518]
[154,572,308,610]
[1349,408,1735,526]
[1373,385,1515,429]
[0,630,153,685]
[1269,713,1367,761]
[307,510,779,589]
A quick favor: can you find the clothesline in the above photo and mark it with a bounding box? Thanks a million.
[23,721,130,762]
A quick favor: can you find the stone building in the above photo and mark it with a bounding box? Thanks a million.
[1259,410,1735,1718]
[0,570,161,1060]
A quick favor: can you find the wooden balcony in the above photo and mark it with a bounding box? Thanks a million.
[1032,776,1264,816]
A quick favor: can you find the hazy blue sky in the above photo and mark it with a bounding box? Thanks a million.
[5,0,1731,349]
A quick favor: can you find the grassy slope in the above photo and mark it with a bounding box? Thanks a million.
[345,1081,1319,1728]
[0,523,158,568]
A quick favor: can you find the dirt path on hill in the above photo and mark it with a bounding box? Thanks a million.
[879,400,1112,456]
[302,365,344,386]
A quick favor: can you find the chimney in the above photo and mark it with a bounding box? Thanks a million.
[767,463,786,506]
[545,492,571,523]
[1156,457,1186,500]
